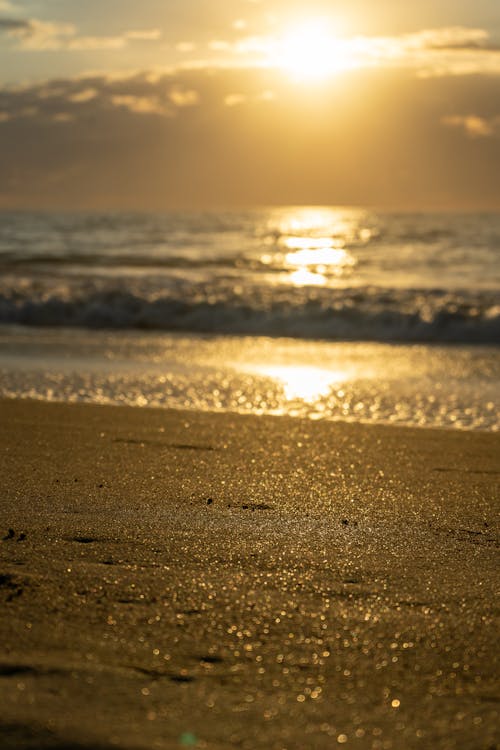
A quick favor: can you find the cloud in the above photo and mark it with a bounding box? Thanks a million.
[2,18,77,50]
[442,114,500,137]
[202,25,500,78]
[364,26,500,76]
[407,27,490,51]
[176,41,196,53]
[111,95,168,115]
[67,88,98,103]
[224,93,247,106]
[169,87,199,107]
[0,71,201,122]
[0,66,499,210]
[125,29,162,42]
[2,14,499,81]
[0,18,30,30]
[377,26,500,75]
[0,15,162,51]
[111,82,200,115]
[417,27,500,52]
[51,112,75,123]
[233,19,247,31]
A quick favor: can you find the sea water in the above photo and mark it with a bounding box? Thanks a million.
[0,207,498,430]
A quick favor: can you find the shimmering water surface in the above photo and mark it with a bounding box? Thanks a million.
[1,327,498,431]
[0,207,498,429]
[1,207,499,342]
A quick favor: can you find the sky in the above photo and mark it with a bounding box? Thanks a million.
[0,0,499,210]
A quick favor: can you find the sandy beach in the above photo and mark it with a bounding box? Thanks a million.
[0,398,498,749]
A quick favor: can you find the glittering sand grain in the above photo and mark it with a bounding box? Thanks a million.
[0,399,498,749]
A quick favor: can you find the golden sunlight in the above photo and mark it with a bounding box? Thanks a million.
[273,207,364,239]
[286,245,354,285]
[273,18,354,81]
[256,365,345,402]
[284,246,354,269]
[289,268,327,286]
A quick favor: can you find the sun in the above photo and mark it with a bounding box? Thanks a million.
[274,18,351,81]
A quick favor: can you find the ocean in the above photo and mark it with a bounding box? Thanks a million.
[0,207,499,430]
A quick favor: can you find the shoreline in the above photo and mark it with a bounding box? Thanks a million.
[1,392,499,435]
[0,398,498,749]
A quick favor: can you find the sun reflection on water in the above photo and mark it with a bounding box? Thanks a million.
[253,365,346,403]
[260,207,362,286]
[282,236,340,250]
[285,246,354,269]
[272,206,368,238]
[288,268,327,286]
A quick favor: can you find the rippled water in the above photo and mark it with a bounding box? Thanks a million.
[1,208,499,342]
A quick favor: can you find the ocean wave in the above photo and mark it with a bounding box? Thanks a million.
[0,279,498,344]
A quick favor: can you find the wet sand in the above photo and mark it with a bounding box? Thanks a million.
[0,398,498,749]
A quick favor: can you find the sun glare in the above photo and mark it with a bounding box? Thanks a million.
[274,19,352,81]
[256,366,346,403]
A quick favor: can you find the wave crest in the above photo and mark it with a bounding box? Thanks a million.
[0,279,498,343]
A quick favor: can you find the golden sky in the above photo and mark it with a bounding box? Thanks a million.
[0,1,499,209]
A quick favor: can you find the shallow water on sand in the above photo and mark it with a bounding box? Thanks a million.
[0,326,498,431]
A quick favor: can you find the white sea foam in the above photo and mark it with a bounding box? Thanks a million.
[0,275,498,343]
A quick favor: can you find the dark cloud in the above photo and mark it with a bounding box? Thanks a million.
[0,66,499,209]
[0,16,162,50]
[429,40,500,52]
[0,17,31,31]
